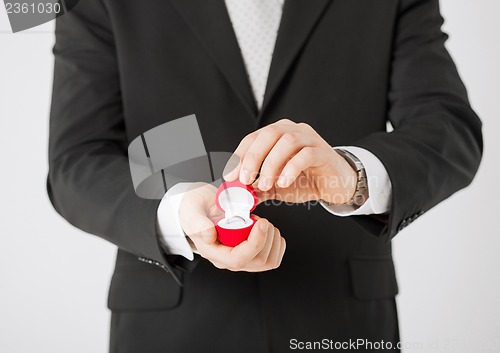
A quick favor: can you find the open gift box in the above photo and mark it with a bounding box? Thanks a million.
[215,181,257,247]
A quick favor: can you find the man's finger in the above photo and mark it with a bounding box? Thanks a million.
[237,125,298,185]
[265,228,283,269]
[227,219,271,267]
[278,147,318,188]
[197,218,269,268]
[258,133,313,191]
[249,220,275,265]
[238,129,283,184]
[223,133,258,181]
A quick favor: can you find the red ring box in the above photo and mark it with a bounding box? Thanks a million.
[215,181,257,247]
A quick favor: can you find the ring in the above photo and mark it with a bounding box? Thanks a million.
[226,215,246,224]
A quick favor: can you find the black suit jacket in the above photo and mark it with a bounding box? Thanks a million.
[47,0,482,352]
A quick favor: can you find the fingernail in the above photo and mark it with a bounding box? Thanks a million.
[277,175,287,187]
[258,177,268,190]
[223,170,235,181]
[259,220,269,232]
[240,169,249,184]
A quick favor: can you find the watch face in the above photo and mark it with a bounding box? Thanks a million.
[335,149,368,206]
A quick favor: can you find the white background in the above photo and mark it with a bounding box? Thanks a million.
[1,1,499,352]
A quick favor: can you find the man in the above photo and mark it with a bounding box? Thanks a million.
[47,0,483,352]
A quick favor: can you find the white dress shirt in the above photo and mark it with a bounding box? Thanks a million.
[157,0,392,260]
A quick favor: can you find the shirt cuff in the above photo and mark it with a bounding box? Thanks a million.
[157,182,195,261]
[320,146,392,216]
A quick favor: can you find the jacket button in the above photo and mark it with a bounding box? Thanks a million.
[398,219,407,232]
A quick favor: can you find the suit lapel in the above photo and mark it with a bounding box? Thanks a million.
[259,0,333,119]
[170,0,333,120]
[170,0,258,117]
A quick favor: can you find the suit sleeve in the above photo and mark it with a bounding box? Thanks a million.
[351,0,483,240]
[47,0,186,283]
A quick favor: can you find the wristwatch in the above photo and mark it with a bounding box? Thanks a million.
[335,148,368,207]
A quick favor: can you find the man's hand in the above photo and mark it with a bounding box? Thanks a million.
[224,119,357,204]
[179,183,286,272]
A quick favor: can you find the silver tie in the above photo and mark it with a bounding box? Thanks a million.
[225,0,283,110]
